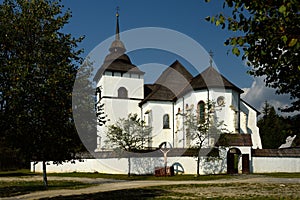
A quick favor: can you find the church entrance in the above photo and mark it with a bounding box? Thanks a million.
[227,148,241,174]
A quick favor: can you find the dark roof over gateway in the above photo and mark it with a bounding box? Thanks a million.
[216,134,253,147]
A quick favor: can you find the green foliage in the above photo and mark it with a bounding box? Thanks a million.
[184,101,226,176]
[105,113,152,151]
[95,85,107,127]
[105,113,152,176]
[258,101,299,148]
[206,0,300,112]
[0,0,83,185]
[185,101,226,149]
[72,58,98,151]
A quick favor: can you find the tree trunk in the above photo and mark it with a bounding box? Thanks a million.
[196,149,201,177]
[42,160,48,189]
[128,157,131,177]
[196,156,200,177]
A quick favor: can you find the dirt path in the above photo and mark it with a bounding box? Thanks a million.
[1,175,299,200]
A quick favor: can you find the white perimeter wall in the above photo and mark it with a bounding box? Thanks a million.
[252,157,300,173]
[32,156,300,174]
[31,156,227,175]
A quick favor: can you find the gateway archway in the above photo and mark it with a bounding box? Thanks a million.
[227,148,241,174]
[227,148,250,174]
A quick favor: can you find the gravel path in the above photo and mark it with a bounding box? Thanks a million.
[1,175,299,200]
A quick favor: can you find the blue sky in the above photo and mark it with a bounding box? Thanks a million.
[60,0,297,115]
[62,0,252,86]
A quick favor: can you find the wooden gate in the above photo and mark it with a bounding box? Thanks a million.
[242,154,250,174]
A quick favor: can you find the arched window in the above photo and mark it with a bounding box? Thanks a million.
[163,114,170,129]
[197,101,205,123]
[118,87,128,98]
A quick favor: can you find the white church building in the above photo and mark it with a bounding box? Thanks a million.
[93,12,262,151]
[32,12,300,175]
[91,12,262,174]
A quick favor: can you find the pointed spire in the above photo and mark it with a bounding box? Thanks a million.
[109,6,126,53]
[209,50,214,67]
[115,6,120,40]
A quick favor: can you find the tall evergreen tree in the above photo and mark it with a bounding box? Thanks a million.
[0,0,83,187]
[258,102,288,148]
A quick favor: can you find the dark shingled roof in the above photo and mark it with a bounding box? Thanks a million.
[144,84,155,99]
[241,99,261,115]
[140,60,193,105]
[216,133,253,147]
[93,53,144,82]
[189,67,244,93]
[252,148,300,157]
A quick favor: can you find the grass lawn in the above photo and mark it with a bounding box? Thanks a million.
[0,169,36,177]
[257,172,300,178]
[40,183,300,200]
[0,180,90,198]
[48,171,234,181]
[1,169,300,199]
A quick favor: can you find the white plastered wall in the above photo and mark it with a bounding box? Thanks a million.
[141,101,174,148]
[240,101,262,149]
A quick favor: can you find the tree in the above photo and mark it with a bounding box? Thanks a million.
[258,101,299,148]
[105,113,152,176]
[72,58,99,152]
[95,86,108,127]
[205,0,300,112]
[184,101,226,176]
[0,0,83,187]
[258,102,286,148]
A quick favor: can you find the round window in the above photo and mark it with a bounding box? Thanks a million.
[217,96,225,106]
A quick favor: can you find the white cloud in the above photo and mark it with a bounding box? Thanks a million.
[241,76,298,116]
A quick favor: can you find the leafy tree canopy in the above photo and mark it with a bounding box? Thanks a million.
[184,101,226,176]
[205,0,300,112]
[105,113,152,152]
[105,113,152,176]
[0,0,84,186]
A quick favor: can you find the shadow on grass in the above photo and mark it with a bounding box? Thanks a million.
[0,185,45,197]
[0,172,35,177]
[0,169,35,177]
[41,188,169,200]
[0,181,89,198]
[48,172,233,181]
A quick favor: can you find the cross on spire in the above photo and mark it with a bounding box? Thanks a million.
[116,6,120,17]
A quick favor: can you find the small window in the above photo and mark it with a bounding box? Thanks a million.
[123,73,130,78]
[114,72,121,77]
[198,101,205,123]
[131,73,139,79]
[104,71,112,76]
[163,114,170,129]
[118,87,128,98]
